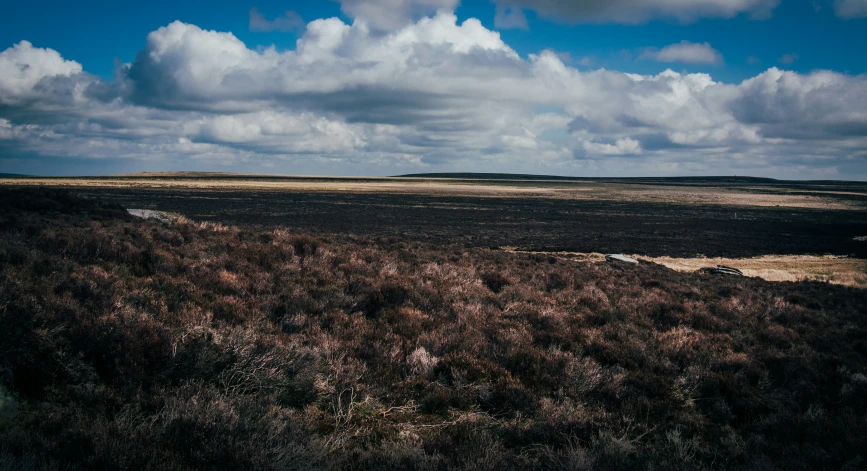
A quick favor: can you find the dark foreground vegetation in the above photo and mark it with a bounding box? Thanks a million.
[1,188,866,470]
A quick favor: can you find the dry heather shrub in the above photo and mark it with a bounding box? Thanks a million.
[658,326,704,360]
[218,329,290,395]
[217,269,240,288]
[563,353,605,395]
[407,347,439,377]
[2,189,867,470]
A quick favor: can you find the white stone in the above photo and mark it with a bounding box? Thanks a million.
[127,209,179,223]
[605,254,639,264]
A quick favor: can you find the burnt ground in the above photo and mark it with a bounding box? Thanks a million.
[54,186,867,258]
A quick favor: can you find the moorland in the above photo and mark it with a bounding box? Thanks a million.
[3,173,867,259]
[0,176,866,470]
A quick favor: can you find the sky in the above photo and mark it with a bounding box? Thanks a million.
[1,0,866,179]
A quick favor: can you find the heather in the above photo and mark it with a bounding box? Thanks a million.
[1,188,866,470]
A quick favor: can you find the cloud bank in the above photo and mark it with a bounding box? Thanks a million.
[0,7,866,178]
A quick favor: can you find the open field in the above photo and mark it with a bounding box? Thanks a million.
[1,188,866,470]
[3,177,865,260]
[3,174,867,210]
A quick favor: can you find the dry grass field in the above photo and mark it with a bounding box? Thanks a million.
[3,173,866,210]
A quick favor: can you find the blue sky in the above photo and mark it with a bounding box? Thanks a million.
[1,0,867,178]
[3,0,865,82]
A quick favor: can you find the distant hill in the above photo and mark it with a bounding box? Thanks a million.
[112,171,246,178]
[397,173,587,181]
[397,173,780,184]
[608,176,781,184]
[12,171,857,185]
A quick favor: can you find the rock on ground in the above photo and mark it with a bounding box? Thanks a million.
[606,254,639,264]
[127,209,179,223]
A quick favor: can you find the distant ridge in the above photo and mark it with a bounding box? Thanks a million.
[397,172,586,181]
[7,171,859,185]
[112,171,246,177]
[397,173,780,184]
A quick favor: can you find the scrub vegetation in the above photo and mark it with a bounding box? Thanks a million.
[1,188,866,470]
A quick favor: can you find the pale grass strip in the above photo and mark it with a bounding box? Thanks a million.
[2,177,861,209]
[639,254,867,288]
[502,248,867,289]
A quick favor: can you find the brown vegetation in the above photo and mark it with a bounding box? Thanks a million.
[3,174,865,210]
[1,188,866,470]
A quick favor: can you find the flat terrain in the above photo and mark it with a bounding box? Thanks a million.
[4,174,867,210]
[3,174,866,261]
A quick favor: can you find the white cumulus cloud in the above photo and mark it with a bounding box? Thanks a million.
[0,41,83,103]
